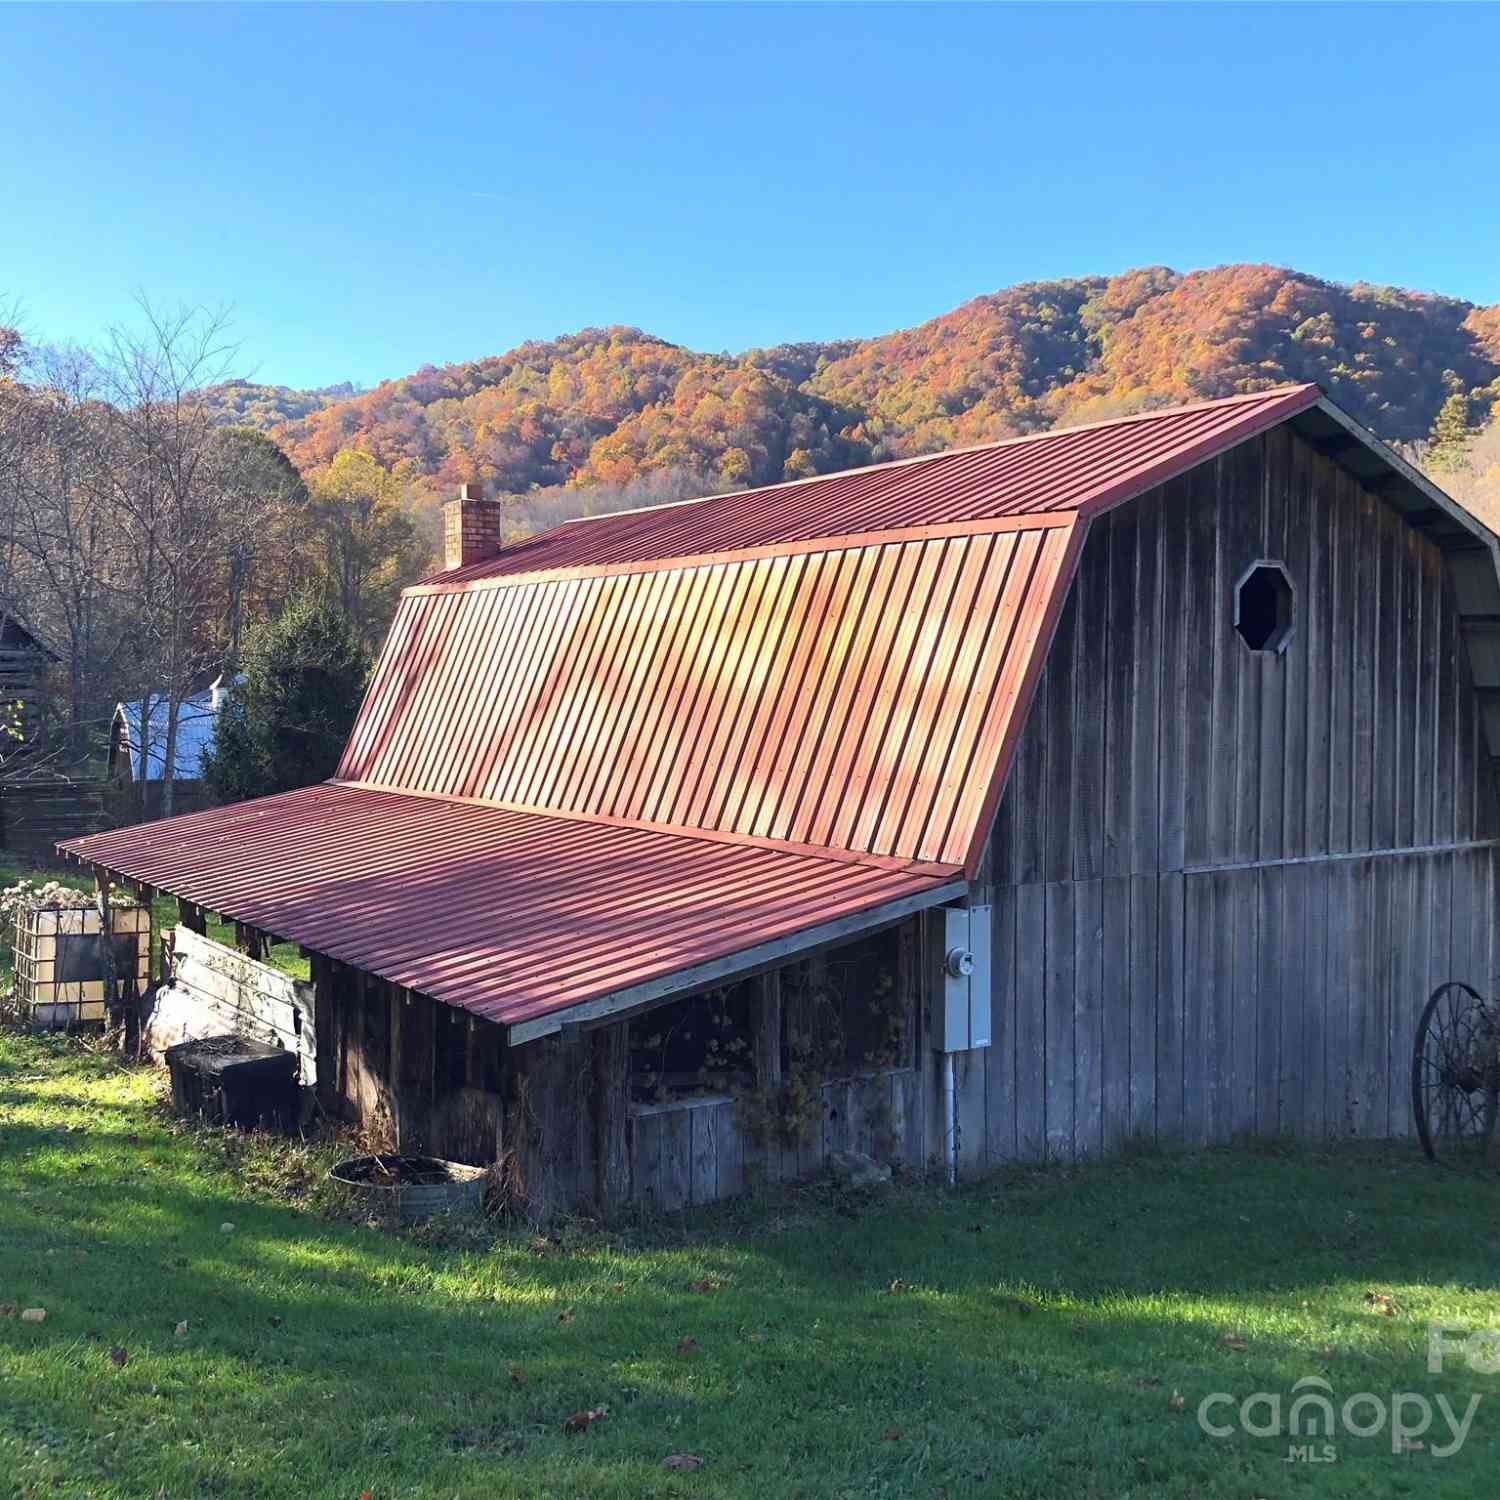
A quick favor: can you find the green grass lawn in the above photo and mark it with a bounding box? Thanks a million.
[2,1032,1499,1499]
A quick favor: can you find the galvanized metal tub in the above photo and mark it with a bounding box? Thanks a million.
[329,1153,486,1223]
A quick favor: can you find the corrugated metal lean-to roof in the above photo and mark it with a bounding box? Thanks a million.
[64,783,964,1036]
[62,384,1327,1037]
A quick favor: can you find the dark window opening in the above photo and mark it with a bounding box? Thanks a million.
[629,977,755,1106]
[627,923,914,1106]
[1235,562,1294,653]
[781,925,911,1079]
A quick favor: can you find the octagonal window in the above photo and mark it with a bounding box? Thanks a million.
[1235,561,1294,653]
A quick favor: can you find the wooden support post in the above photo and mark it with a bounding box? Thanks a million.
[181,901,207,937]
[896,916,920,1063]
[593,1021,630,1216]
[93,864,118,1021]
[752,970,783,1087]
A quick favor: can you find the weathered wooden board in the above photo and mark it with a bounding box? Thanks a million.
[148,926,316,1084]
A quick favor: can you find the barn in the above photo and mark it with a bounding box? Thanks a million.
[61,383,1500,1216]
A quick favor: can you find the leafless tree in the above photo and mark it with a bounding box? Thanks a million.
[0,343,130,759]
[82,299,261,816]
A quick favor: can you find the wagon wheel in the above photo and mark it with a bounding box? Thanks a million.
[1411,982,1500,1168]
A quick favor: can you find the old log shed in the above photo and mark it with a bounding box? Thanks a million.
[60,384,1500,1217]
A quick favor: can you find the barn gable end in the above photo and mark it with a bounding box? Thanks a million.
[974,422,1500,1165]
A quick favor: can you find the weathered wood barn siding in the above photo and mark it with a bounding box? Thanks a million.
[971,425,1500,1169]
[314,921,933,1215]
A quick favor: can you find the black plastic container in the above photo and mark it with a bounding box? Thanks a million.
[164,1033,299,1130]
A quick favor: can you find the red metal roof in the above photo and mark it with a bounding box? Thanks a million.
[430,384,1319,587]
[62,783,961,1031]
[339,522,1081,868]
[62,385,1326,1033]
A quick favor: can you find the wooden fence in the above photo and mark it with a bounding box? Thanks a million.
[0,779,112,863]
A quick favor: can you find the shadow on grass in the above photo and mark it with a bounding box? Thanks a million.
[4,1042,1499,1499]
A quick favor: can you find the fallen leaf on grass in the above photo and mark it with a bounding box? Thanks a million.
[885,1279,908,1295]
[747,1331,766,1343]
[664,1454,704,1471]
[1220,1335,1249,1352]
[557,1307,576,1324]
[677,1336,698,1355]
[611,1281,624,1294]
[1364,1290,1399,1317]
[174,1321,189,1338]
[1134,1376,1161,1389]
[508,1365,526,1388]
[20,1307,46,1324]
[563,1406,607,1434]
[688,1278,720,1294]
[109,1347,128,1367]
[883,1426,902,1441]
[1167,1389,1186,1413]
[0,1302,15,1318]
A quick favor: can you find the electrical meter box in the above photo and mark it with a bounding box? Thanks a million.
[929,903,991,1052]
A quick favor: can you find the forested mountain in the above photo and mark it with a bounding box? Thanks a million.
[235,264,1500,498]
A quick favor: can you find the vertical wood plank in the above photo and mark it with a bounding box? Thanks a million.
[1276,863,1307,1137]
[956,1052,986,1176]
[1301,862,1329,1139]
[1182,875,1212,1146]
[1103,509,1136,879]
[986,886,1018,1161]
[1302,449,1332,856]
[1128,874,1159,1140]
[1101,876,1132,1153]
[592,1022,630,1216]
[1044,881,1075,1159]
[1351,483,1378,852]
[1184,463,1219,866]
[1255,866,1281,1138]
[1373,507,1399,851]
[690,1103,718,1207]
[714,1100,743,1199]
[1072,880,1103,1159]
[1158,477,1190,872]
[1014,883,1047,1158]
[1156,872,1185,1143]
[1044,596,1077,884]
[660,1109,691,1211]
[1131,497,1162,875]
[1228,870,1258,1139]
[1327,470,1354,854]
[1072,530,1108,881]
[1208,456,1241,866]
[633,1110,663,1210]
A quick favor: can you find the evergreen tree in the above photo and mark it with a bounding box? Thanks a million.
[1428,392,1477,473]
[201,595,369,804]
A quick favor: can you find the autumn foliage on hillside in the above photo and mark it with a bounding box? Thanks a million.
[247,265,1500,500]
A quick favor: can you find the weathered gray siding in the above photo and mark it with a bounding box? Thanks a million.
[990,425,1499,884]
[972,427,1500,1168]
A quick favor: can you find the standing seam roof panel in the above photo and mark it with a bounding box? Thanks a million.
[339,525,1080,866]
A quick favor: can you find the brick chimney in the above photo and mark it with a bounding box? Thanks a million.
[443,482,503,571]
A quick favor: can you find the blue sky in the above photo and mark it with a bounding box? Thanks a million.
[4,2,1497,390]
